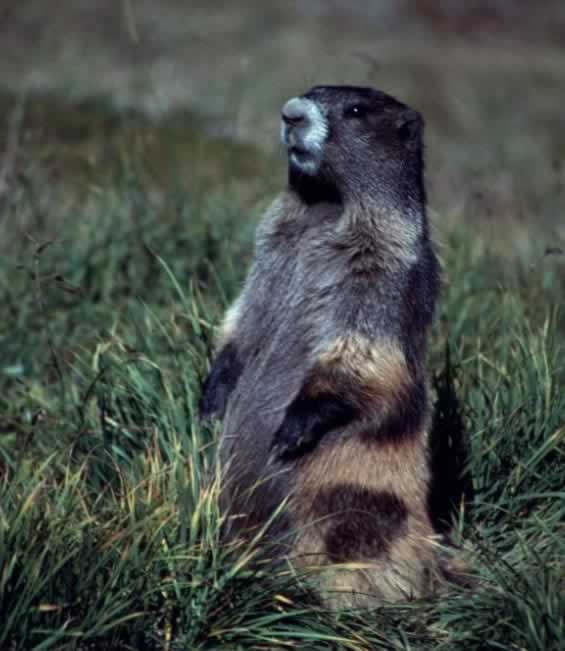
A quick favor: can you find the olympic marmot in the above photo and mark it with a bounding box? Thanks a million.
[200,85,448,607]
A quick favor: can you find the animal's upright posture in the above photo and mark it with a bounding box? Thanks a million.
[200,85,443,606]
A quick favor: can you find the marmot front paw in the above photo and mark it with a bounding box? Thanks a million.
[271,409,317,460]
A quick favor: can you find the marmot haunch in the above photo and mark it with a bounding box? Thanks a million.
[200,85,453,607]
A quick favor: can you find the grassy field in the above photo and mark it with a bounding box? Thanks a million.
[0,66,564,650]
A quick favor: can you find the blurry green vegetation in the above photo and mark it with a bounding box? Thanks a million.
[0,91,274,200]
[0,90,564,650]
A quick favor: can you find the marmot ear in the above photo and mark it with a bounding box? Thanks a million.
[395,109,423,152]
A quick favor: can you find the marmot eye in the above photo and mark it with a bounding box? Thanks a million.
[344,104,372,119]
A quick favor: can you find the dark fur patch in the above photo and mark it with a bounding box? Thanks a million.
[400,245,440,360]
[428,347,474,534]
[273,391,358,459]
[360,380,427,446]
[307,353,407,411]
[312,485,408,562]
[289,166,342,206]
[199,342,242,421]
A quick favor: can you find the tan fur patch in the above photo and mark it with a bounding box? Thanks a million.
[339,204,421,268]
[295,435,430,515]
[312,335,411,413]
[290,435,438,606]
[216,295,243,348]
[298,335,429,519]
[301,523,439,607]
[289,334,436,607]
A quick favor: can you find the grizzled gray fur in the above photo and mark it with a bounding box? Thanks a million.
[200,86,447,605]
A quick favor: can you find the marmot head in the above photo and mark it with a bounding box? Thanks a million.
[281,85,424,206]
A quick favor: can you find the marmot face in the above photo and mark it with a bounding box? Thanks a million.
[281,85,424,204]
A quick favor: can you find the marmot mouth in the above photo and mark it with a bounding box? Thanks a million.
[289,145,309,156]
[288,147,315,167]
[287,143,321,176]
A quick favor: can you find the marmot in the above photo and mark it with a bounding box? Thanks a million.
[200,85,446,607]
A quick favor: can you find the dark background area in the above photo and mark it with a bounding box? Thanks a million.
[1,0,564,249]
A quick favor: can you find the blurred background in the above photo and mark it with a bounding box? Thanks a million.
[1,0,564,249]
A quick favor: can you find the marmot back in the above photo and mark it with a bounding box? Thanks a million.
[200,85,448,606]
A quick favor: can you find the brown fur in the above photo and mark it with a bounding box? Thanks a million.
[199,86,464,607]
[290,435,439,605]
[312,336,412,411]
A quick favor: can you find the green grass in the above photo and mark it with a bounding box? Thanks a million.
[0,93,564,650]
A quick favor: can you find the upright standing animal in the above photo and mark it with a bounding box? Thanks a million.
[200,85,445,606]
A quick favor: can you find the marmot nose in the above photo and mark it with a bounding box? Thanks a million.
[281,98,309,127]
